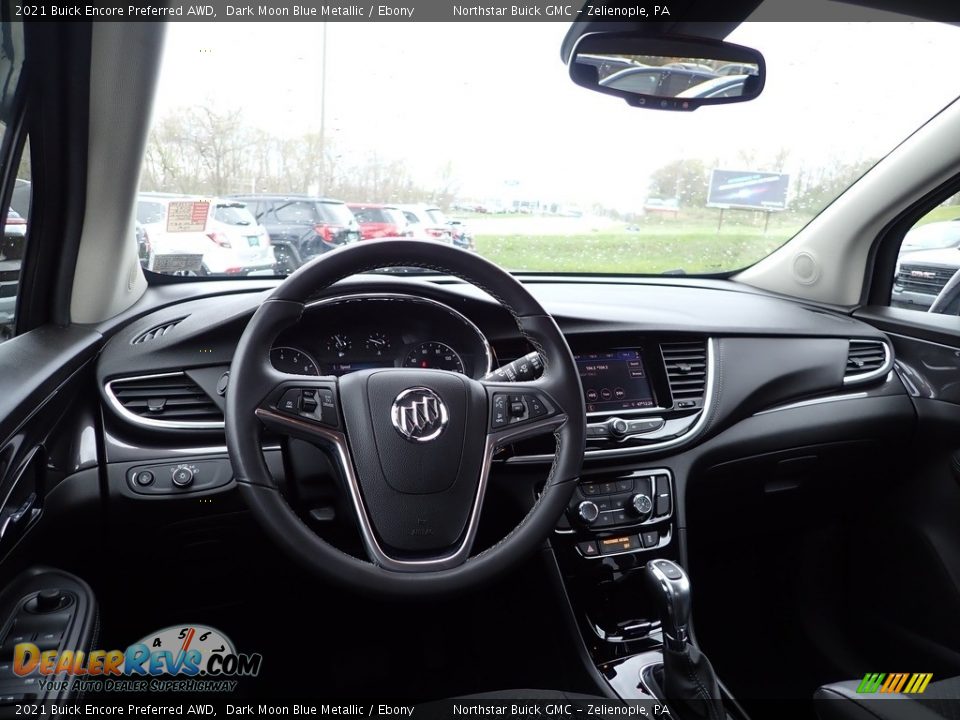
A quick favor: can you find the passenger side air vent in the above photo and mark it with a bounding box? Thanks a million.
[106,372,223,427]
[131,318,185,344]
[844,340,891,384]
[660,340,708,409]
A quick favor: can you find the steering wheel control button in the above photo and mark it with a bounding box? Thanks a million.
[300,389,319,413]
[171,465,195,487]
[492,394,509,427]
[577,500,600,525]
[391,387,449,442]
[490,391,554,430]
[278,388,301,413]
[134,470,154,486]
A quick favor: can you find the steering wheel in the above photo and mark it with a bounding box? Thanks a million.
[226,240,586,595]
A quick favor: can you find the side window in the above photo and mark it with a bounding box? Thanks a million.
[892,191,960,314]
[0,17,27,344]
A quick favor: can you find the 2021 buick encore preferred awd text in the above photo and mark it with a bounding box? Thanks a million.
[3,5,960,720]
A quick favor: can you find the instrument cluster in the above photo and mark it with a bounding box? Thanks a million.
[269,294,492,379]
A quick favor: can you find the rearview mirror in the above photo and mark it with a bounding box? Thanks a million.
[569,32,765,111]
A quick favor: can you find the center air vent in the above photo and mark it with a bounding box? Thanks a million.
[106,372,223,428]
[844,340,891,384]
[131,318,185,344]
[660,340,708,409]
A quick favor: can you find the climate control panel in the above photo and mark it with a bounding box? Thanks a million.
[564,469,674,559]
[569,469,672,529]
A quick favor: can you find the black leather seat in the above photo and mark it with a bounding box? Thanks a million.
[815,676,960,720]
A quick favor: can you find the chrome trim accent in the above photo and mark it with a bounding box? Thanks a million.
[304,292,494,378]
[255,407,565,572]
[753,391,870,416]
[390,387,448,442]
[505,338,716,462]
[843,339,893,385]
[104,372,225,430]
[586,406,669,419]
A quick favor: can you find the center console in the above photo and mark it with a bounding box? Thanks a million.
[546,336,744,718]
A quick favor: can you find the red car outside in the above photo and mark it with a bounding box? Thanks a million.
[348,204,410,240]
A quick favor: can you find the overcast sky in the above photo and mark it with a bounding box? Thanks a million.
[152,9,960,209]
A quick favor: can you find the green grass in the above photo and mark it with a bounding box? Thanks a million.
[474,221,802,274]
[915,204,960,227]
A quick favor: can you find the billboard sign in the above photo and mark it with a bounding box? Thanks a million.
[707,169,790,211]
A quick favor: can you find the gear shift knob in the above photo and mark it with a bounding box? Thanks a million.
[643,559,692,649]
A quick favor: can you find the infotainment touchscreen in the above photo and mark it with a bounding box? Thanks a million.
[575,349,656,414]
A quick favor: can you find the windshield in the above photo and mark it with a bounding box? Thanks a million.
[214,204,256,226]
[140,20,960,278]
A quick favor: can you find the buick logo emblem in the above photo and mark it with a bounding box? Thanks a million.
[391,387,448,442]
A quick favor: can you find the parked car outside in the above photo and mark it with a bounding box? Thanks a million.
[348,203,410,240]
[890,221,960,309]
[136,193,275,276]
[397,204,453,244]
[900,219,960,252]
[0,208,26,340]
[135,221,151,268]
[892,247,960,310]
[231,194,361,275]
[448,218,474,250]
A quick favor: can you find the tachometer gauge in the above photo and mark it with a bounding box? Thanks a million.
[270,346,321,376]
[404,341,465,373]
[325,334,352,358]
[365,332,392,356]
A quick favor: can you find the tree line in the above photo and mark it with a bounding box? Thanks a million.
[139,106,459,208]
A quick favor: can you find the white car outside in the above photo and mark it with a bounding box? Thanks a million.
[137,194,275,275]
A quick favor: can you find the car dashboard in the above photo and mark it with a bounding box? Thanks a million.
[90,273,912,698]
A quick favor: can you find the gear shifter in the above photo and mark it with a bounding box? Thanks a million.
[644,558,692,649]
[643,559,725,720]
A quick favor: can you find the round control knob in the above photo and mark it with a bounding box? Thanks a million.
[577,500,600,525]
[610,418,628,436]
[171,466,195,487]
[35,589,64,613]
[631,493,653,520]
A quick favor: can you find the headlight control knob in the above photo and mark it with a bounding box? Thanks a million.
[172,465,195,487]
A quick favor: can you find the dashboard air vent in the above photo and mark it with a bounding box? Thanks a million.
[844,340,890,383]
[660,340,708,408]
[131,318,184,344]
[107,373,223,427]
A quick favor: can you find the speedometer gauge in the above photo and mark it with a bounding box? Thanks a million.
[404,341,465,374]
[271,346,321,376]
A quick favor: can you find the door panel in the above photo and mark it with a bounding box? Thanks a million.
[851,305,960,672]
